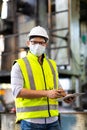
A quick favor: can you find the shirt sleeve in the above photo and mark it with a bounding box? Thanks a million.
[11,62,24,98]
[58,80,63,88]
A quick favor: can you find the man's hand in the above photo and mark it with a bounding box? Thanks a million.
[63,94,75,103]
[47,88,66,99]
[17,88,66,99]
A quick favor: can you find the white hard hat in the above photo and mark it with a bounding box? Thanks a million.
[27,26,49,40]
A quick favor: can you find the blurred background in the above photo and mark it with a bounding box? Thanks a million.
[0,0,87,130]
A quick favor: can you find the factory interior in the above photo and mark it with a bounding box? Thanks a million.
[0,0,87,130]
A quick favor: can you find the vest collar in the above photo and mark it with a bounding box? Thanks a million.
[27,51,46,62]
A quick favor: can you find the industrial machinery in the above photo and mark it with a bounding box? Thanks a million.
[0,0,87,130]
[0,1,87,130]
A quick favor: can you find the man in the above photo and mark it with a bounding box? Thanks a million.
[11,26,74,130]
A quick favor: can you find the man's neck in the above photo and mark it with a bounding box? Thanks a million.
[38,54,44,65]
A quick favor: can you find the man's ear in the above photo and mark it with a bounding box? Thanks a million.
[46,43,48,47]
[26,41,30,47]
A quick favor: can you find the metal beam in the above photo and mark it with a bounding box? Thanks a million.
[80,0,87,4]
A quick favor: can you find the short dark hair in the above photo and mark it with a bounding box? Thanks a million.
[29,36,48,42]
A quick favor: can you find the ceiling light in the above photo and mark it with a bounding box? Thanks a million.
[1,0,9,19]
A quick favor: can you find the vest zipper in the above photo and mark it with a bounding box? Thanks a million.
[41,65,51,117]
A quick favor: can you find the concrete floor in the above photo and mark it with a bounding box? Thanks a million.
[1,111,87,130]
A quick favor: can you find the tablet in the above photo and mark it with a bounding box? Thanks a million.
[63,93,85,100]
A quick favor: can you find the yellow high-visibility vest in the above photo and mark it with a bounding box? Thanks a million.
[15,52,59,122]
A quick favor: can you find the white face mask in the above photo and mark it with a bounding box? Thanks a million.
[29,43,46,56]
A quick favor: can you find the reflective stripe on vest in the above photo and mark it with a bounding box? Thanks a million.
[23,57,57,90]
[17,104,58,113]
[46,59,57,89]
[23,57,36,90]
